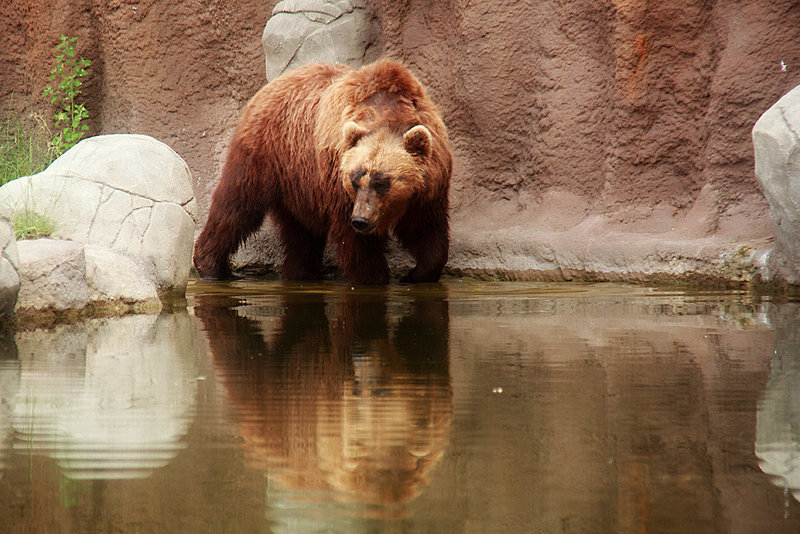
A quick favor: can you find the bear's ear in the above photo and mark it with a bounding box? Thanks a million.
[343,121,369,149]
[403,125,433,159]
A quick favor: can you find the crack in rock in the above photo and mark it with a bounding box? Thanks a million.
[779,104,800,146]
[110,205,153,249]
[39,172,191,208]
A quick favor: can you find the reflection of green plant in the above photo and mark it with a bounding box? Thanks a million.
[59,473,81,508]
[43,35,91,156]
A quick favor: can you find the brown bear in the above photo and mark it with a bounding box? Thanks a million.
[193,60,452,284]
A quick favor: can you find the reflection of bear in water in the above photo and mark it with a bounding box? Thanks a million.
[193,60,452,284]
[193,288,452,516]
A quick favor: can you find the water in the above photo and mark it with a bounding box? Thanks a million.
[1,279,800,533]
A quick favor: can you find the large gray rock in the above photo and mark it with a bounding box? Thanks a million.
[262,0,380,81]
[0,134,197,298]
[753,86,800,285]
[14,239,161,314]
[84,245,160,306]
[16,239,88,312]
[0,205,20,316]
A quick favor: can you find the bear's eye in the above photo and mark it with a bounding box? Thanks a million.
[371,172,391,196]
[349,166,366,190]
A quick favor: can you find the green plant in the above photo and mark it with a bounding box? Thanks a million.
[0,112,55,186]
[43,35,91,156]
[1,111,61,239]
[12,208,56,240]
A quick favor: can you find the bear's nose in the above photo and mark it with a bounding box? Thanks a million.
[351,216,370,233]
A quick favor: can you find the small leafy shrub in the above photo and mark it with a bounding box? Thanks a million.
[43,35,91,156]
[0,35,89,239]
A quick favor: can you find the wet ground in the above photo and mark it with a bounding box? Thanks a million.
[1,279,800,533]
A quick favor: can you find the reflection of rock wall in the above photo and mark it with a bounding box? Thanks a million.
[10,312,197,479]
[441,287,780,533]
[194,288,452,524]
[0,358,19,479]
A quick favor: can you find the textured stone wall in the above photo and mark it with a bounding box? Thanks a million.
[371,1,799,226]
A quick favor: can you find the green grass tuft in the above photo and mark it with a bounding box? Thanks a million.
[0,112,60,240]
[0,112,56,187]
[13,208,56,240]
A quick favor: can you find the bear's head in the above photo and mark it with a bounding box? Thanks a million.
[340,121,433,235]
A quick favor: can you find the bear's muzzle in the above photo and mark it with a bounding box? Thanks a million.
[350,215,371,233]
[351,187,379,234]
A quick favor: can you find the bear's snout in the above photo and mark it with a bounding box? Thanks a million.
[351,186,379,233]
[351,216,371,233]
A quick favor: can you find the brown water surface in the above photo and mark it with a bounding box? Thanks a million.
[1,279,799,533]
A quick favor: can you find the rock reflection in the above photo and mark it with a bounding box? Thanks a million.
[0,336,19,479]
[194,286,453,523]
[9,313,196,479]
[757,303,800,501]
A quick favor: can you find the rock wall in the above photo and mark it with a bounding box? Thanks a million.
[3,1,800,283]
[371,1,798,240]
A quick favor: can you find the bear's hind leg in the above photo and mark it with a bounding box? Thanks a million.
[194,149,273,280]
[274,209,326,280]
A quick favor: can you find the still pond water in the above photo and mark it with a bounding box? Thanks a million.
[2,279,800,533]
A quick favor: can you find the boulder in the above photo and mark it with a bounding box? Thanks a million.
[16,239,88,312]
[0,205,20,316]
[0,134,197,299]
[753,85,800,284]
[84,245,160,306]
[14,239,161,315]
[262,0,380,81]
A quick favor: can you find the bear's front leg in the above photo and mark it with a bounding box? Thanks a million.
[398,248,447,284]
[396,205,449,284]
[333,228,390,284]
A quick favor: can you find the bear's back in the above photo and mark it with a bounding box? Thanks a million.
[236,63,350,151]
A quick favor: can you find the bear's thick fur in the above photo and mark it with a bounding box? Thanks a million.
[193,60,452,284]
